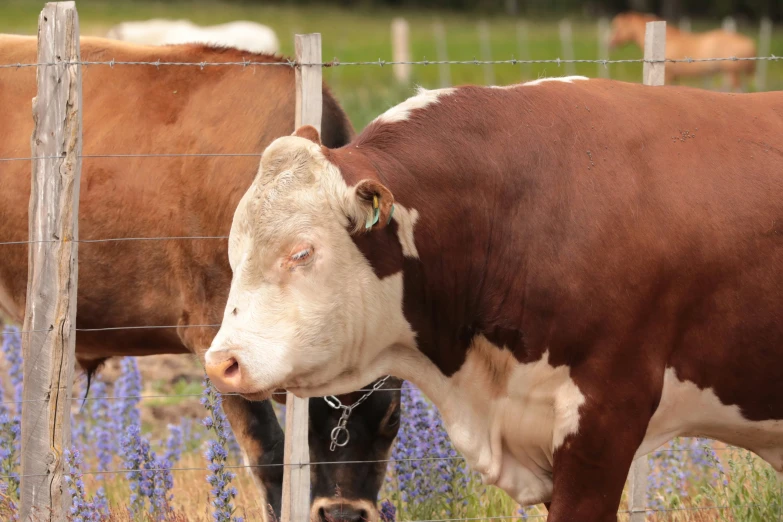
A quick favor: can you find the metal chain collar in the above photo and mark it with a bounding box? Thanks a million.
[324,375,391,451]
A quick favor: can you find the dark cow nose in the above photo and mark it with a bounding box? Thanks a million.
[319,505,368,522]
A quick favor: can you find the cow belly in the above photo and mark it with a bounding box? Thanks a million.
[637,368,783,474]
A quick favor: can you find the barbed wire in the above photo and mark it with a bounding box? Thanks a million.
[0,152,264,162]
[0,55,780,70]
[0,387,410,406]
[0,236,228,246]
[0,447,748,480]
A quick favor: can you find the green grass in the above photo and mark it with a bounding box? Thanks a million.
[3,1,783,129]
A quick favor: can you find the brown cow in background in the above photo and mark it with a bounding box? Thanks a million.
[0,34,400,522]
[609,12,756,90]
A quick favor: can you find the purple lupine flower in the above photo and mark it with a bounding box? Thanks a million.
[0,478,19,521]
[388,381,469,516]
[110,357,142,438]
[122,423,154,516]
[0,411,21,503]
[202,378,241,522]
[88,380,114,474]
[2,326,23,417]
[380,499,396,522]
[164,424,184,465]
[63,448,109,522]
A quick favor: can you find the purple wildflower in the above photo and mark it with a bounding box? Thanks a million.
[1,326,23,417]
[0,411,20,504]
[389,382,469,517]
[122,423,153,516]
[110,358,142,437]
[63,448,109,522]
[380,499,396,522]
[202,378,242,522]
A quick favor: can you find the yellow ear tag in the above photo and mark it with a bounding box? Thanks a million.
[365,195,381,229]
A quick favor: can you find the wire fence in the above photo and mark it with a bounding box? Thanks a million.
[0,54,781,69]
[1,8,781,522]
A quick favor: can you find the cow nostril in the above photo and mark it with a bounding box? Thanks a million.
[224,358,239,379]
[318,507,327,522]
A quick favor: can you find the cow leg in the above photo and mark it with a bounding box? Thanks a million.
[220,394,284,522]
[545,398,651,522]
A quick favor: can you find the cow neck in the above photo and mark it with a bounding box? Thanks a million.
[332,137,533,380]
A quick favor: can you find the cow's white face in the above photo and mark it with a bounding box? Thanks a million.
[205,129,415,399]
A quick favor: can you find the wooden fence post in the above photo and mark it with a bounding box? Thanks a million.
[281,34,320,522]
[628,456,649,522]
[722,16,737,34]
[629,26,664,516]
[391,18,411,84]
[643,21,666,86]
[21,2,82,521]
[757,17,773,91]
[597,17,610,79]
[477,20,495,86]
[558,19,576,76]
[433,20,451,88]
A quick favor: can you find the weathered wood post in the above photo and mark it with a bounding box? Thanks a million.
[391,18,411,84]
[757,17,773,91]
[433,20,451,88]
[626,25,665,520]
[21,2,82,521]
[597,17,610,79]
[559,19,576,76]
[643,20,666,86]
[280,33,320,522]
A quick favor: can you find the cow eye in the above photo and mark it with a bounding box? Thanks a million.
[291,248,311,261]
[285,244,315,270]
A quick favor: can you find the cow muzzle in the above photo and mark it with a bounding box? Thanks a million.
[205,351,242,390]
[311,498,378,522]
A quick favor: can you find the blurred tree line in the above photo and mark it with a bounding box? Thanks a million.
[232,0,781,21]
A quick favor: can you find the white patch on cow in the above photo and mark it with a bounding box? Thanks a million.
[391,206,420,258]
[386,336,585,507]
[374,86,457,124]
[489,83,523,90]
[523,75,589,86]
[637,368,783,476]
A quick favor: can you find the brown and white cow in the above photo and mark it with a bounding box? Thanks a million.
[0,35,400,522]
[205,77,783,521]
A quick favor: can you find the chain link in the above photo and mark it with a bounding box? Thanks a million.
[324,375,391,451]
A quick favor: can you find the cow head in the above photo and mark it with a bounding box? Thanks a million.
[205,126,414,402]
[309,377,402,522]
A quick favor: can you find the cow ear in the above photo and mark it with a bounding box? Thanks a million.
[352,179,395,232]
[293,125,321,145]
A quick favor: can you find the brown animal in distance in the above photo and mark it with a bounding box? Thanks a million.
[609,12,756,90]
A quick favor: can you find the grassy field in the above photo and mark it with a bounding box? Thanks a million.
[2,1,783,129]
